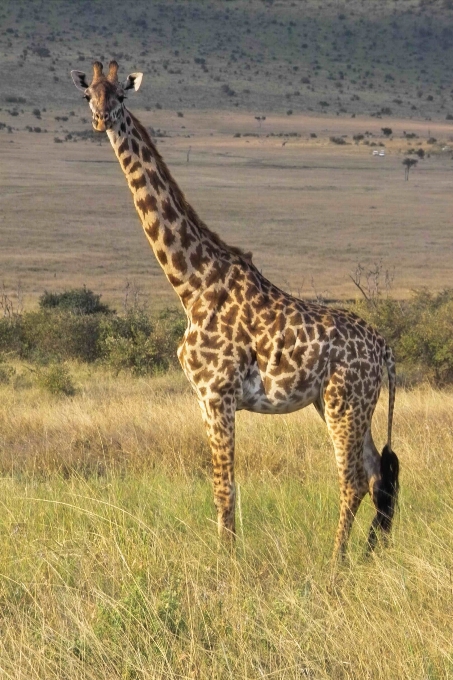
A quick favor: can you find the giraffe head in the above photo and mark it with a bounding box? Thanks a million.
[71,61,143,132]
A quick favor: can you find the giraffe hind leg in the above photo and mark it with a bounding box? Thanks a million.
[323,399,370,566]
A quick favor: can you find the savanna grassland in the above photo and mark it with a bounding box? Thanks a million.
[1,0,453,678]
[0,367,453,678]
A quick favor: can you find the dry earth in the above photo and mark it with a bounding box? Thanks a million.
[1,110,452,310]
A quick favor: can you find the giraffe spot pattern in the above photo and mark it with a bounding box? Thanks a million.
[88,91,399,563]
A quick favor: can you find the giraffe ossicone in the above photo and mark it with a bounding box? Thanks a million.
[71,61,399,565]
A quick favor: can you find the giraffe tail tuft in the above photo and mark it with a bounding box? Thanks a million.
[367,445,399,552]
[379,444,400,529]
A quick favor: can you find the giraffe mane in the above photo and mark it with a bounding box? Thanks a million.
[128,111,253,264]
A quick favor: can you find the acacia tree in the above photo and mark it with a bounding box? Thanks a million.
[403,157,418,180]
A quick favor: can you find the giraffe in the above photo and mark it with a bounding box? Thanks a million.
[71,61,399,565]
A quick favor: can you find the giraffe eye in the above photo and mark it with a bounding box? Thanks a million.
[118,94,125,103]
[84,94,91,102]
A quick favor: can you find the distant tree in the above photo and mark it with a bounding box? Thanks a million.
[381,127,392,137]
[402,157,418,181]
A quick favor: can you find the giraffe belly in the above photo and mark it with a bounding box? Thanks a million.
[237,362,319,415]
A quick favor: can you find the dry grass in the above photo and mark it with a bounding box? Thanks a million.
[1,366,453,678]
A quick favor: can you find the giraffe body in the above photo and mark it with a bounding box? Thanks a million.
[71,62,399,564]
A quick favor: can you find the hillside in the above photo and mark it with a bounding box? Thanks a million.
[1,0,453,118]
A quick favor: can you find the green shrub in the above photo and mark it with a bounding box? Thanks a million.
[98,309,182,376]
[0,316,24,356]
[0,357,15,385]
[352,289,453,385]
[36,364,75,396]
[21,311,102,363]
[39,287,112,315]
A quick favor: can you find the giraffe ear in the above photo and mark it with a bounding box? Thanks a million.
[71,70,90,91]
[124,72,143,92]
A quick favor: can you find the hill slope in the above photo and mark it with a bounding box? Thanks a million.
[1,0,453,119]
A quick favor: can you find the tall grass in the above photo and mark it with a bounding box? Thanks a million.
[0,366,452,678]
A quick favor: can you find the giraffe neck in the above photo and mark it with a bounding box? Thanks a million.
[107,109,243,311]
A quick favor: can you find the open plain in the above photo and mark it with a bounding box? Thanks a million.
[1,113,453,309]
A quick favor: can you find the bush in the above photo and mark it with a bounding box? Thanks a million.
[353,289,453,385]
[36,364,75,396]
[98,309,182,376]
[20,311,102,363]
[39,287,112,315]
[0,357,15,385]
[0,286,185,375]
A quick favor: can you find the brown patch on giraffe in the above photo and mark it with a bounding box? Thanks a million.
[222,342,234,357]
[276,375,296,391]
[132,127,142,140]
[237,346,249,371]
[191,300,208,324]
[221,304,239,328]
[186,330,198,346]
[146,168,165,194]
[131,139,140,156]
[122,155,132,170]
[118,138,129,155]
[204,288,229,311]
[291,344,308,365]
[167,274,184,287]
[205,260,230,288]
[130,174,147,190]
[201,332,224,350]
[270,354,294,376]
[188,273,203,290]
[201,351,219,366]
[205,314,219,334]
[274,391,287,402]
[141,146,152,163]
[163,226,176,247]
[156,249,168,266]
[194,367,215,383]
[190,244,210,272]
[169,185,184,213]
[162,198,179,224]
[137,194,158,217]
[129,161,141,174]
[256,335,272,359]
[187,350,203,371]
[220,324,234,342]
[284,328,297,350]
[235,324,251,346]
[145,218,160,242]
[179,220,196,249]
[172,250,188,275]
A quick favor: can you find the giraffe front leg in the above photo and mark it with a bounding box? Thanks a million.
[198,395,236,540]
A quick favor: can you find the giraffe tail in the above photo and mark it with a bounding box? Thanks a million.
[368,346,400,551]
[381,345,399,522]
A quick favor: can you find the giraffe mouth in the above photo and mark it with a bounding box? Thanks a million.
[92,119,108,132]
